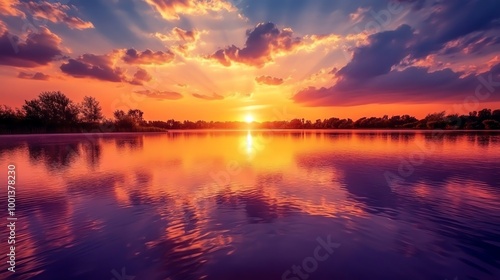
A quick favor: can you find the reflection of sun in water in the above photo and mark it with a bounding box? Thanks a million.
[246,131,253,154]
[245,114,254,123]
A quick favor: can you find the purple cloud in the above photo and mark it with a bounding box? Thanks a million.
[122,48,174,65]
[60,53,125,82]
[129,68,152,85]
[0,27,63,67]
[17,71,50,80]
[209,22,301,67]
[293,63,500,106]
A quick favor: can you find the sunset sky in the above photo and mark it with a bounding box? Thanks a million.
[1,0,500,121]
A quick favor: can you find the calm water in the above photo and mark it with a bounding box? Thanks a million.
[1,130,500,280]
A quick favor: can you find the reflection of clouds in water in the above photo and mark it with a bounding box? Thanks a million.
[1,132,500,280]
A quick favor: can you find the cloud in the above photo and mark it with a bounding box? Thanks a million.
[0,20,6,34]
[22,1,94,30]
[335,1,500,81]
[60,48,174,83]
[208,22,347,68]
[442,34,500,56]
[129,68,152,85]
[0,26,63,67]
[144,0,233,20]
[122,48,174,65]
[0,0,24,17]
[17,71,49,80]
[154,27,204,54]
[170,27,200,43]
[192,92,224,100]
[208,22,302,68]
[293,1,500,107]
[409,0,500,59]
[293,63,500,106]
[255,75,283,85]
[60,53,125,82]
[130,68,152,85]
[337,24,414,80]
[134,90,183,100]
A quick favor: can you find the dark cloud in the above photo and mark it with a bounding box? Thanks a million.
[410,0,500,59]
[255,75,283,85]
[209,22,301,67]
[134,90,183,100]
[302,0,500,107]
[336,1,500,82]
[129,68,152,85]
[17,71,50,80]
[23,1,94,30]
[293,63,500,106]
[122,48,174,65]
[60,53,125,82]
[337,24,414,80]
[0,27,63,67]
[192,93,224,100]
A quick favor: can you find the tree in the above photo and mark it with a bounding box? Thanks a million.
[483,120,500,129]
[113,110,126,120]
[127,109,144,125]
[22,91,79,125]
[0,105,23,129]
[80,96,103,123]
[478,108,492,120]
[493,109,500,121]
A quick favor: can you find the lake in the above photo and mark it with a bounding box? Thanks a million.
[1,130,499,280]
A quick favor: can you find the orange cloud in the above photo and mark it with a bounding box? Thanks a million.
[170,27,200,42]
[134,90,183,100]
[192,92,224,100]
[145,0,233,20]
[0,0,24,17]
[154,27,204,55]
[255,75,284,85]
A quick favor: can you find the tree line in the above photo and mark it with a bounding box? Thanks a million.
[1,91,499,134]
[0,91,162,134]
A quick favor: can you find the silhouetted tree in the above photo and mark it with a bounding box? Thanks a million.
[2,92,500,133]
[22,91,79,126]
[80,96,103,123]
[113,110,126,120]
[492,110,500,121]
[127,109,144,125]
[483,120,500,129]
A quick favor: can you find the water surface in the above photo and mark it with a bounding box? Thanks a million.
[1,130,499,280]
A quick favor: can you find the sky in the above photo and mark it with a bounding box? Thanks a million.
[1,0,500,122]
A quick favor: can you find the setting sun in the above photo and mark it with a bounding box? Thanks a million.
[245,114,254,123]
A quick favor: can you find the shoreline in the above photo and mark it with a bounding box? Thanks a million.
[1,128,500,136]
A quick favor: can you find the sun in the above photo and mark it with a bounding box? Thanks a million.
[245,114,254,123]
